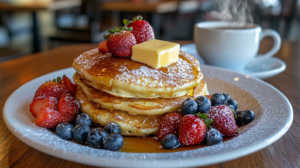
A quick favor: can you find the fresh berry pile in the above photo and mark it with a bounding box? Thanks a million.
[56,113,124,151]
[30,76,79,128]
[98,15,154,57]
[158,93,255,149]
[30,76,124,151]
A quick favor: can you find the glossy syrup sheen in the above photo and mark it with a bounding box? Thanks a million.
[121,136,234,153]
[74,50,201,90]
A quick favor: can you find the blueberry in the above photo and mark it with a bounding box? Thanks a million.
[87,128,108,148]
[161,134,180,149]
[223,94,231,104]
[72,124,90,144]
[205,128,223,146]
[227,99,238,111]
[181,98,198,115]
[244,110,255,124]
[56,122,74,140]
[75,113,92,127]
[236,110,255,126]
[104,123,121,134]
[228,104,236,113]
[210,93,225,106]
[103,133,124,151]
[195,96,211,113]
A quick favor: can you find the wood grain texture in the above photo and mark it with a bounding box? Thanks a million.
[102,0,178,13]
[0,40,299,168]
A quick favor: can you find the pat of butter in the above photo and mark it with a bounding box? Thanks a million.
[131,39,180,69]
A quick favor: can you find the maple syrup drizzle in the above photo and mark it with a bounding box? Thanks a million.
[120,136,234,153]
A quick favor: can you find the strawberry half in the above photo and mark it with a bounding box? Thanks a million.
[98,40,109,53]
[178,114,207,146]
[35,108,63,128]
[34,81,69,99]
[29,97,58,118]
[58,93,80,123]
[104,27,136,57]
[123,15,155,44]
[60,76,77,96]
[208,105,238,137]
[157,112,183,141]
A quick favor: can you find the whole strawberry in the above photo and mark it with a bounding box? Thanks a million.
[123,15,155,44]
[157,112,183,141]
[178,114,207,146]
[208,105,238,137]
[104,27,136,57]
[34,80,69,99]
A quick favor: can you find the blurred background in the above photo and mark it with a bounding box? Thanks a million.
[0,0,299,62]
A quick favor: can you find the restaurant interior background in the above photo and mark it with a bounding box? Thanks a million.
[0,0,299,62]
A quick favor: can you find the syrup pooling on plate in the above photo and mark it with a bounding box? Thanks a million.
[121,136,234,153]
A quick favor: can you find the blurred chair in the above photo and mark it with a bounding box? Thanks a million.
[0,14,26,62]
[48,0,108,47]
[161,0,214,41]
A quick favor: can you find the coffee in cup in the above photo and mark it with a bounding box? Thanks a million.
[194,21,281,71]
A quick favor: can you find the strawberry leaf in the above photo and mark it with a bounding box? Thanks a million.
[123,19,130,25]
[195,112,213,130]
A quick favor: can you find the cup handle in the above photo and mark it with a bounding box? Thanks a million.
[253,29,281,62]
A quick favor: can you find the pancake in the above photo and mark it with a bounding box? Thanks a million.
[73,49,202,98]
[74,72,209,116]
[76,86,163,136]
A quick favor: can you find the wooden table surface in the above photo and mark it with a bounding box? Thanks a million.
[102,0,178,13]
[0,40,299,168]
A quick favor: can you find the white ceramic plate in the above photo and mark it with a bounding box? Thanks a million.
[3,67,293,168]
[181,43,286,79]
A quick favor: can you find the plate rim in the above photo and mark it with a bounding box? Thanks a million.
[2,66,293,168]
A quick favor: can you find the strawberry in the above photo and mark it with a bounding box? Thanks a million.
[30,97,58,118]
[104,27,136,57]
[207,105,238,137]
[157,112,183,141]
[206,94,211,100]
[58,93,80,123]
[98,40,109,53]
[34,81,69,99]
[178,114,207,146]
[123,15,154,44]
[60,76,77,96]
[35,108,63,128]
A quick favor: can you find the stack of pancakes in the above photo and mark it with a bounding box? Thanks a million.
[72,49,209,137]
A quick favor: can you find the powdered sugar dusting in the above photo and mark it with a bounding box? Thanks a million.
[116,54,199,87]
[6,66,292,167]
[74,49,112,70]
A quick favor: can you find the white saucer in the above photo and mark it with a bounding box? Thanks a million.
[181,43,286,79]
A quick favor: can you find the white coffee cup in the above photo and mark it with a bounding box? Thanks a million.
[194,21,281,71]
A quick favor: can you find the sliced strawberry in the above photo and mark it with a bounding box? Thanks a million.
[98,40,109,53]
[157,112,183,141]
[208,105,238,137]
[60,77,77,96]
[34,81,69,99]
[29,97,58,118]
[58,93,80,123]
[35,108,63,128]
